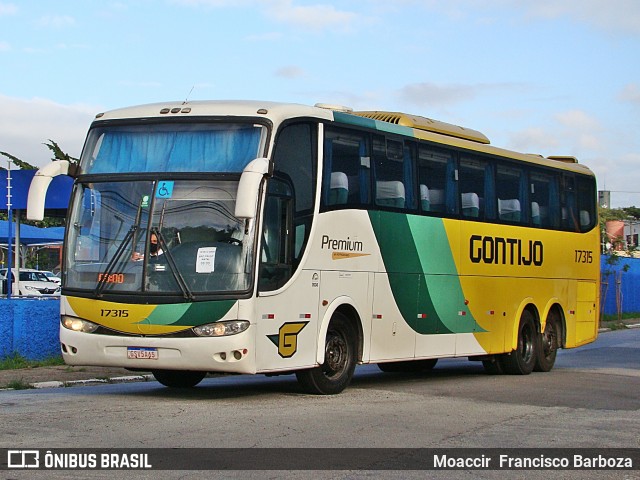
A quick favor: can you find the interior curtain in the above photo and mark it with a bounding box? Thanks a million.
[90,128,261,174]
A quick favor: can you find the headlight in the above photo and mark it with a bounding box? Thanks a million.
[24,285,38,291]
[61,316,99,333]
[193,320,250,337]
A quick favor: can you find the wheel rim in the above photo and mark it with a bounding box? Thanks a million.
[521,322,535,364]
[541,322,557,358]
[323,329,348,378]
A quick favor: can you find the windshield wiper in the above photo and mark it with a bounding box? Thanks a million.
[95,195,147,297]
[151,227,195,301]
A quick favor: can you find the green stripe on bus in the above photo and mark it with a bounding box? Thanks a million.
[146,299,236,327]
[370,211,483,334]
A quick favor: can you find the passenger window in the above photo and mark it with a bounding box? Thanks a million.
[576,175,596,232]
[322,128,370,207]
[530,172,556,228]
[459,157,487,219]
[561,175,579,231]
[496,165,526,224]
[373,136,415,210]
[417,147,452,214]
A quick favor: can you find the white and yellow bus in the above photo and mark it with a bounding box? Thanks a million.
[27,101,599,394]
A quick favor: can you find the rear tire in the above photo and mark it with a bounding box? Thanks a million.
[152,370,207,388]
[534,313,560,372]
[296,312,356,395]
[501,310,537,375]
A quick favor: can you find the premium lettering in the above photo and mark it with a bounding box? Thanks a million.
[321,235,363,252]
[469,235,543,266]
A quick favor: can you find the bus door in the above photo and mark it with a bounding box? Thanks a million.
[255,179,319,372]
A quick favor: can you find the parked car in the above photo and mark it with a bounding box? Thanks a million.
[0,268,61,296]
[39,270,61,285]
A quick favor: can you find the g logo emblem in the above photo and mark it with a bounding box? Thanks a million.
[268,322,308,358]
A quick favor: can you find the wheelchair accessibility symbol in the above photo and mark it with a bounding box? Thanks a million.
[156,181,174,199]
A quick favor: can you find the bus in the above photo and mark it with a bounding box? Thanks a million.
[27,100,599,394]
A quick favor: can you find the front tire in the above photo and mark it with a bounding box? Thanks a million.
[296,312,357,395]
[501,310,537,375]
[152,370,207,388]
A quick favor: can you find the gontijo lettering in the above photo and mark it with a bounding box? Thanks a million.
[470,235,543,266]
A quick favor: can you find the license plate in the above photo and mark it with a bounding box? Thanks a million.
[127,347,158,360]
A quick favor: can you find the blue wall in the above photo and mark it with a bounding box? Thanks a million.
[0,298,60,360]
[601,256,640,316]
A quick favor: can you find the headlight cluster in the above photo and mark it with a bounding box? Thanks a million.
[61,316,99,333]
[193,320,249,337]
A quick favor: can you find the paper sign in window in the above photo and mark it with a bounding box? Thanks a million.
[196,247,217,273]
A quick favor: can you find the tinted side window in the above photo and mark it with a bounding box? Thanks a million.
[561,175,579,231]
[576,175,597,232]
[496,165,527,224]
[459,156,488,220]
[322,128,370,208]
[417,146,453,215]
[373,136,416,210]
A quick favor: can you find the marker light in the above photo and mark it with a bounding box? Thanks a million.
[61,316,99,333]
[193,320,250,337]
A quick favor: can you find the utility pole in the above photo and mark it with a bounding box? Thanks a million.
[6,158,13,298]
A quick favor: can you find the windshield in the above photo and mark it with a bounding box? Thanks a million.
[80,122,265,174]
[66,179,256,299]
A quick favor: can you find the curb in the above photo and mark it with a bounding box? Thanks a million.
[598,322,640,333]
[30,374,154,390]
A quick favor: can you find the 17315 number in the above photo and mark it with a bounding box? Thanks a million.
[574,250,594,264]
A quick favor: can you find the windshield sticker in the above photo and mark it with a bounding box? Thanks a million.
[196,247,217,273]
[156,181,174,199]
[140,195,150,208]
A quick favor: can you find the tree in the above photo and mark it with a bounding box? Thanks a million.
[622,206,640,220]
[0,151,36,170]
[43,139,79,164]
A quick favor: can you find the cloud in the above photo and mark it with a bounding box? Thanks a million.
[397,81,524,110]
[507,127,562,154]
[171,0,361,32]
[245,32,283,41]
[264,0,359,32]
[554,109,600,131]
[506,109,603,155]
[0,95,98,168]
[275,65,306,79]
[168,0,246,6]
[619,83,640,106]
[0,3,17,16]
[402,0,640,36]
[36,14,76,29]
[398,82,478,108]
[553,110,603,151]
[520,0,640,36]
[0,40,10,51]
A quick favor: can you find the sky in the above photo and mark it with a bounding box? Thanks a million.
[1,0,640,207]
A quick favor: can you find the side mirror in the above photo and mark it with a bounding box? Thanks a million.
[235,158,271,219]
[27,160,71,221]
